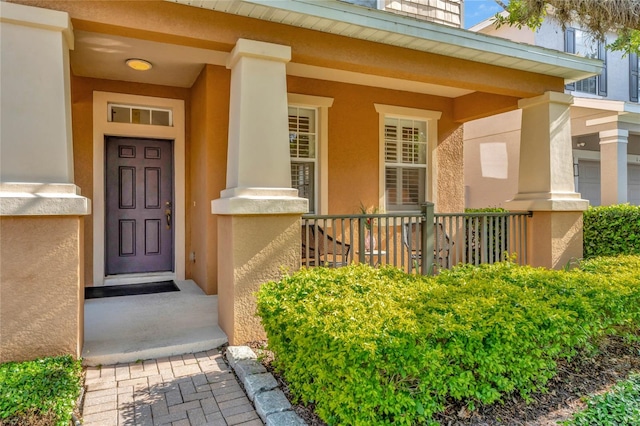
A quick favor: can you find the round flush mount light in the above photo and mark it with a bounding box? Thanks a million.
[125,58,153,71]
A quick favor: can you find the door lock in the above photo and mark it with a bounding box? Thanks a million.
[165,201,172,230]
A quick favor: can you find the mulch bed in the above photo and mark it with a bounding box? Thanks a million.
[248,332,640,425]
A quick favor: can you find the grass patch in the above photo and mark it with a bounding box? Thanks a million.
[0,355,82,426]
[564,373,640,425]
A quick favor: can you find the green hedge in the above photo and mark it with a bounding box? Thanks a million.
[257,256,640,425]
[584,204,640,258]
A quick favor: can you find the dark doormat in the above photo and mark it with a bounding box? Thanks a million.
[85,281,180,299]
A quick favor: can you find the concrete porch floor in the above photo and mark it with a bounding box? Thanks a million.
[82,280,227,366]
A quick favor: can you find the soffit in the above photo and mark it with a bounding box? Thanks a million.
[70,30,472,96]
[171,0,602,83]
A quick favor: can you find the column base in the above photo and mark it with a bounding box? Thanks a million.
[505,192,589,212]
[524,211,584,269]
[217,214,301,344]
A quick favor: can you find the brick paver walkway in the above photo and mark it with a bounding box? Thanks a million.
[82,349,263,425]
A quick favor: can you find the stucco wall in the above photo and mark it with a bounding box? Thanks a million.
[218,214,300,344]
[436,125,465,212]
[287,76,461,214]
[189,65,229,294]
[71,76,190,286]
[463,109,521,208]
[1,216,84,362]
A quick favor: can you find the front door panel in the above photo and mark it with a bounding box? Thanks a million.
[106,137,173,275]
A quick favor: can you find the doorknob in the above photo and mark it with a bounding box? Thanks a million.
[165,201,172,230]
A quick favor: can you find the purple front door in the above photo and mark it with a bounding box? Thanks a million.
[105,137,174,275]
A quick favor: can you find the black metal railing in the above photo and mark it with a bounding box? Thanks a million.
[301,203,531,274]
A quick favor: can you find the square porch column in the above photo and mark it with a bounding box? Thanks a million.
[599,129,629,205]
[0,3,90,362]
[505,92,588,269]
[212,39,307,344]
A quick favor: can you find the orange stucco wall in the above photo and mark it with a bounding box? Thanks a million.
[287,76,464,213]
[189,65,229,294]
[1,216,84,362]
[71,76,190,286]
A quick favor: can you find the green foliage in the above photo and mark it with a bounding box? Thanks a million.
[493,0,640,55]
[609,29,640,57]
[464,208,507,213]
[0,355,82,426]
[583,205,640,259]
[563,373,640,426]
[257,257,640,425]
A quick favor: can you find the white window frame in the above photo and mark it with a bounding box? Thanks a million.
[288,93,333,215]
[375,104,441,212]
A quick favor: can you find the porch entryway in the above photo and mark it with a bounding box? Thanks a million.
[82,280,227,366]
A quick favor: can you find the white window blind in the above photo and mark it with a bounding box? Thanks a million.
[384,117,427,211]
[289,106,317,213]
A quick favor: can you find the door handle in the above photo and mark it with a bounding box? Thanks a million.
[165,201,172,230]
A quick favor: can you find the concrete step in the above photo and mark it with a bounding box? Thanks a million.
[82,280,227,366]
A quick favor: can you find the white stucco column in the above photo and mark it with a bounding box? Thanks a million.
[0,3,89,363]
[599,129,628,205]
[212,38,307,214]
[212,39,306,344]
[1,2,75,184]
[505,92,588,269]
[506,92,588,211]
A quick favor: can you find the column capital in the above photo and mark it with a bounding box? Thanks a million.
[227,38,291,69]
[0,2,74,48]
[599,129,629,144]
[518,91,573,110]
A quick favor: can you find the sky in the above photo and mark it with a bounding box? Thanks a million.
[464,0,505,29]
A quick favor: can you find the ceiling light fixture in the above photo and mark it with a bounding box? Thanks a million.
[125,58,153,71]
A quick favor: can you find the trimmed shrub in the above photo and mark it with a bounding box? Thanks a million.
[257,256,640,425]
[584,204,640,258]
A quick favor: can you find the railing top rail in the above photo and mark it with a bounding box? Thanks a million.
[435,211,532,218]
[303,211,532,220]
[302,213,425,220]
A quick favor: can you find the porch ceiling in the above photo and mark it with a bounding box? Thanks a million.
[70,30,472,97]
[171,0,602,84]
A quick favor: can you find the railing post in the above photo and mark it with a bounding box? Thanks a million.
[421,202,434,275]
[358,216,366,264]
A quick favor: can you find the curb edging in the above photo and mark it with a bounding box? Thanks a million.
[227,346,307,425]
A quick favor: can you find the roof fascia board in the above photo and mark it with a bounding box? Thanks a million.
[239,0,602,78]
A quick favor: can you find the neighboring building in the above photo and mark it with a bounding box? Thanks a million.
[344,0,463,27]
[1,0,599,361]
[464,15,640,208]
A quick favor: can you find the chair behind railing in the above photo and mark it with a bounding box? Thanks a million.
[301,206,531,273]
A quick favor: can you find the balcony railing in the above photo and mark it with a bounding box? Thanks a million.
[301,203,531,274]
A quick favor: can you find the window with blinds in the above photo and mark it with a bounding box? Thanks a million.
[289,106,317,213]
[384,117,427,211]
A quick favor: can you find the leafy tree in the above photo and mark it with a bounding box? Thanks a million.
[493,0,640,55]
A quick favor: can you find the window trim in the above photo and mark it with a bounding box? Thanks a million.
[288,93,333,215]
[374,104,441,212]
[565,27,607,97]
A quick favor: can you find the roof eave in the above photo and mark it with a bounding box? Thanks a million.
[170,0,603,82]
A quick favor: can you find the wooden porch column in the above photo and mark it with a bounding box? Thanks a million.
[212,39,307,344]
[0,3,90,362]
[505,92,588,269]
